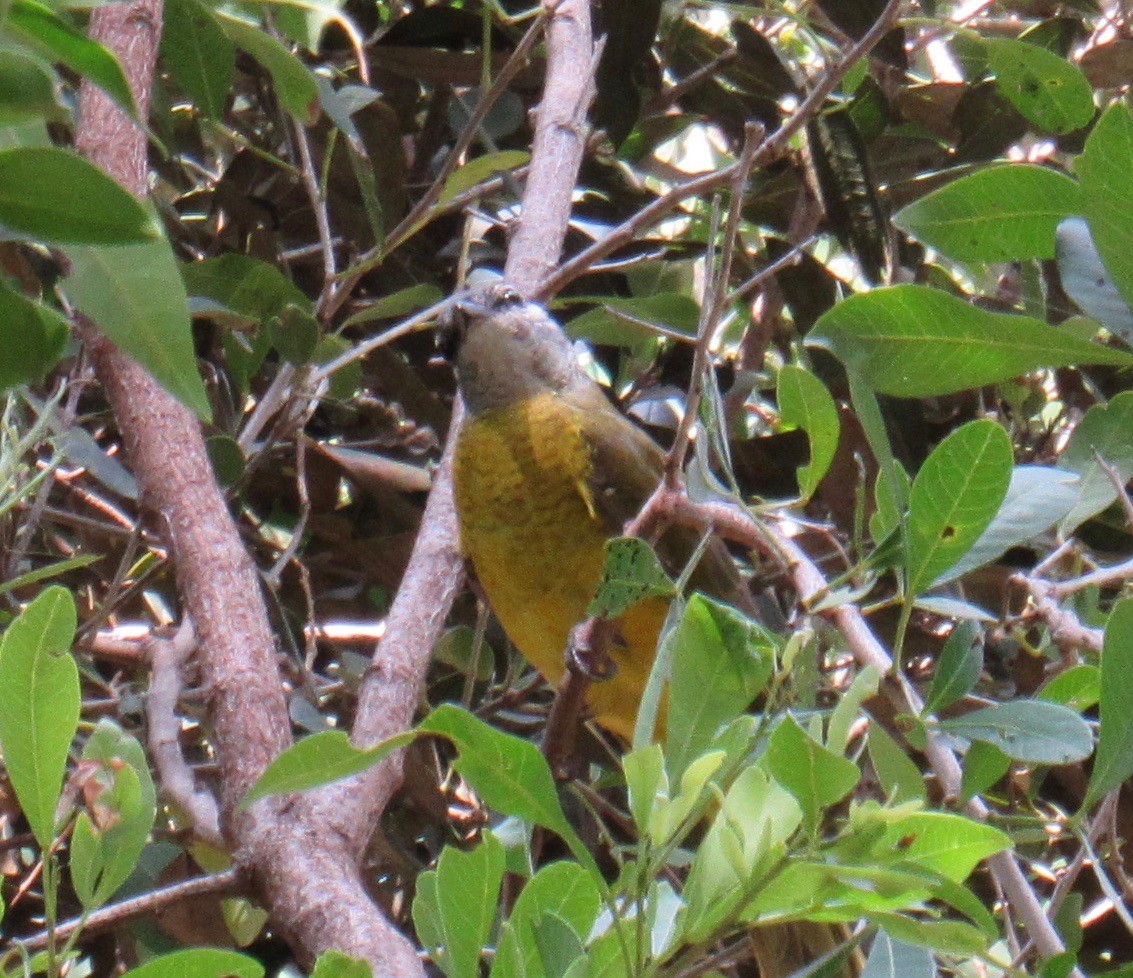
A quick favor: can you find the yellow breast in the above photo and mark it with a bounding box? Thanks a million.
[453,392,666,740]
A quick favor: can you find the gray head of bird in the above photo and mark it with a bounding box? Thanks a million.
[437,282,584,414]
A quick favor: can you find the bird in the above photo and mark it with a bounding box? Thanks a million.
[441,281,856,978]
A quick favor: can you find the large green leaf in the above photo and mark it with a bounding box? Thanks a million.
[0,586,79,848]
[0,281,68,391]
[1084,599,1133,809]
[418,705,594,874]
[1077,104,1133,318]
[939,700,1093,765]
[986,37,1095,135]
[905,420,1013,596]
[433,836,505,978]
[160,0,235,119]
[8,0,135,115]
[0,147,156,244]
[62,235,212,420]
[894,164,1080,262]
[764,715,859,834]
[665,595,774,780]
[808,285,1133,397]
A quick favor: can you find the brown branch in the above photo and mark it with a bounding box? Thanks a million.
[75,5,422,975]
[17,868,243,954]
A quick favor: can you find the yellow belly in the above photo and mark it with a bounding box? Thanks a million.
[453,392,666,741]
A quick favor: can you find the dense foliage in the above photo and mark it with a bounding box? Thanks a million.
[1,2,1133,978]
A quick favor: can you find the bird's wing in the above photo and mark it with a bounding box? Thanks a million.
[568,384,758,615]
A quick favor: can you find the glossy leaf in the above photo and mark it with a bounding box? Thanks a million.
[1077,103,1133,311]
[895,164,1079,262]
[986,37,1095,134]
[777,364,840,500]
[0,147,156,244]
[877,812,1009,882]
[905,420,1013,597]
[240,729,414,807]
[63,235,212,420]
[939,700,1093,765]
[0,586,79,848]
[1039,664,1101,713]
[809,285,1133,397]
[1084,598,1133,809]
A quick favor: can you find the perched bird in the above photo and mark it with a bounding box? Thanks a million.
[442,282,854,978]
[443,282,752,740]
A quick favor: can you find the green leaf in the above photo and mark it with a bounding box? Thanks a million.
[239,729,414,808]
[932,466,1079,586]
[1057,390,1133,533]
[341,284,444,329]
[1077,104,1133,311]
[894,164,1080,262]
[62,235,212,420]
[440,150,530,205]
[764,715,860,834]
[879,812,1009,882]
[218,13,320,123]
[434,836,505,978]
[160,0,235,119]
[683,765,801,941]
[960,740,1011,801]
[491,862,601,978]
[0,586,78,848]
[418,705,594,873]
[310,950,372,978]
[69,721,157,909]
[986,38,1095,134]
[924,621,983,715]
[0,50,58,125]
[183,254,312,323]
[432,625,495,681]
[874,914,988,956]
[8,0,135,116]
[939,699,1093,765]
[867,723,927,805]
[0,281,67,391]
[119,948,264,978]
[587,536,674,619]
[0,147,156,244]
[566,292,699,348]
[533,912,586,978]
[1084,598,1133,809]
[665,595,774,781]
[1039,664,1101,713]
[777,364,840,500]
[808,285,1133,397]
[905,420,1013,596]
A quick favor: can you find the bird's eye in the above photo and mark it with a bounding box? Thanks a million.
[484,282,525,311]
